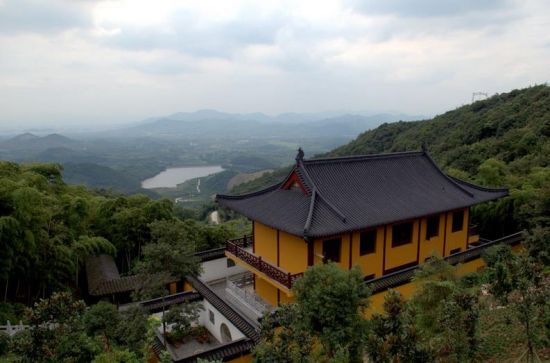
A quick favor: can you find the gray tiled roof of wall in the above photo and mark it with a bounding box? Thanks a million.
[217,150,508,238]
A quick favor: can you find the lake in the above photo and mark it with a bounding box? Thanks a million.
[141,165,224,189]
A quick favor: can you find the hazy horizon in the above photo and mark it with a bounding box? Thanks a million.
[0,0,548,129]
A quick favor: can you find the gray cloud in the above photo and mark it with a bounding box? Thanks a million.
[101,8,286,59]
[0,0,548,129]
[347,0,511,18]
[0,0,91,34]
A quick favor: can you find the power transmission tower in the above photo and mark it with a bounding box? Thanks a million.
[471,92,488,103]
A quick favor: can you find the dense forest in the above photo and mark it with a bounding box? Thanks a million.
[0,161,247,308]
[235,85,550,239]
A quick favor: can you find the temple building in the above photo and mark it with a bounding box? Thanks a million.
[216,149,509,307]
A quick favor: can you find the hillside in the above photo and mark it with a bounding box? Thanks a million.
[62,162,158,197]
[232,85,550,237]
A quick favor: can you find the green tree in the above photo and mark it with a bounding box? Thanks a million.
[254,304,314,362]
[484,251,550,362]
[411,257,480,362]
[13,292,100,363]
[254,263,370,363]
[135,230,200,346]
[477,158,506,187]
[115,306,149,355]
[366,290,432,363]
[91,349,141,363]
[82,301,120,351]
[163,302,203,340]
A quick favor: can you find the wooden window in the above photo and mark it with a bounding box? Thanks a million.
[392,222,413,247]
[360,230,376,255]
[452,210,464,232]
[426,215,439,240]
[323,238,341,263]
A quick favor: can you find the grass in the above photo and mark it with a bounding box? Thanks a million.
[477,296,550,362]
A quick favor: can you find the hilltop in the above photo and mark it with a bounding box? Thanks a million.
[233,85,550,237]
[0,132,76,150]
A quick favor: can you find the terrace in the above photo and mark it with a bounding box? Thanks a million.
[225,236,303,291]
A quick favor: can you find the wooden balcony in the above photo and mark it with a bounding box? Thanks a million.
[225,236,303,290]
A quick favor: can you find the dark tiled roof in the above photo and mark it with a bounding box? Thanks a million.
[194,247,226,262]
[173,338,254,363]
[139,291,202,313]
[217,150,508,238]
[186,276,260,343]
[85,255,136,296]
[85,254,176,296]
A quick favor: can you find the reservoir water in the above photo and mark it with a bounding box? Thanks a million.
[141,165,224,189]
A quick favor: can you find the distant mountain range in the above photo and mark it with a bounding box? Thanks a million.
[0,132,77,150]
[109,110,421,139]
[0,110,420,196]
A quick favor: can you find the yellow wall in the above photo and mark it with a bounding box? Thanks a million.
[418,214,446,262]
[444,208,469,255]
[227,354,253,363]
[279,292,295,305]
[279,231,308,273]
[367,255,486,315]
[310,209,470,277]
[384,220,420,271]
[255,276,278,306]
[253,222,307,306]
[350,227,385,278]
[254,222,278,265]
[252,208,472,307]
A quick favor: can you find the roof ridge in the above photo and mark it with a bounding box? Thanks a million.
[299,160,347,235]
[422,152,475,198]
[303,150,424,164]
[303,189,317,234]
[216,181,282,200]
[449,175,509,193]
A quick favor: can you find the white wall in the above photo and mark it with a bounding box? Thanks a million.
[198,299,245,343]
[153,298,245,344]
[199,256,245,283]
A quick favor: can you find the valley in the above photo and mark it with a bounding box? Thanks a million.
[0,111,416,205]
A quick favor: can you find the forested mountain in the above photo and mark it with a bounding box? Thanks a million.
[233,85,550,238]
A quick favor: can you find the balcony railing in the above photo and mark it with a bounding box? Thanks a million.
[226,273,272,318]
[226,237,303,289]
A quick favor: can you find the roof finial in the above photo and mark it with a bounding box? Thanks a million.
[296,147,305,163]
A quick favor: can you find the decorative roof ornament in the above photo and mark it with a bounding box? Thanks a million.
[295,147,305,163]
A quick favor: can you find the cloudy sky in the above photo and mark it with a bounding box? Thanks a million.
[0,0,548,129]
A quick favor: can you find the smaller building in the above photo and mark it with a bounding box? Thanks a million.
[141,249,257,363]
[85,254,180,304]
